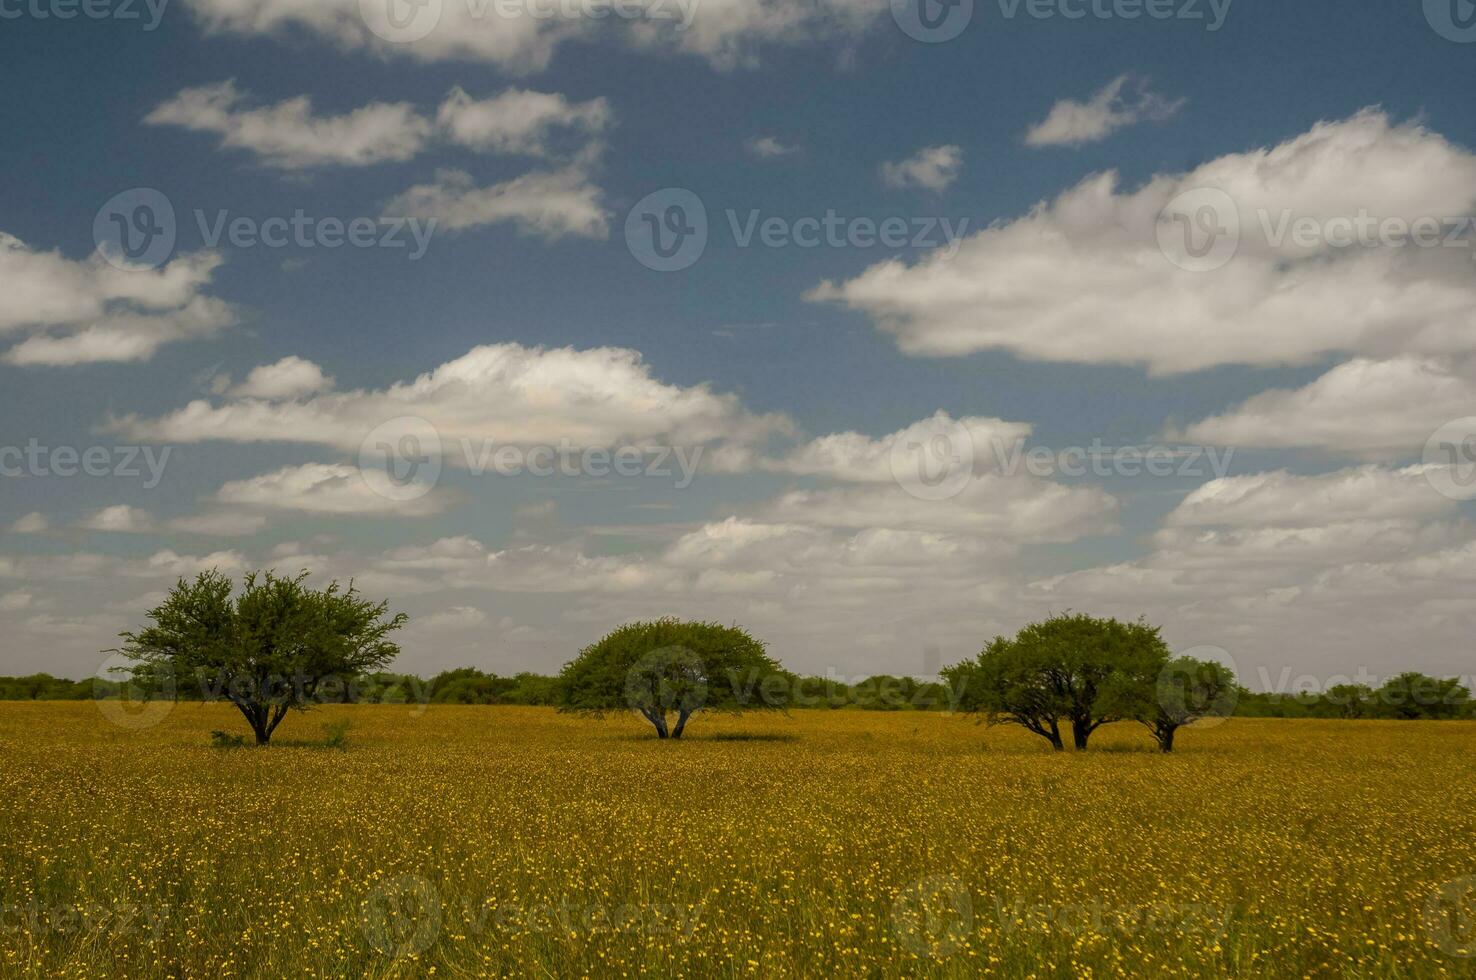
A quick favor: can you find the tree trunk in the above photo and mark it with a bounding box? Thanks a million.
[671,709,693,740]
[1047,732,1064,751]
[1158,726,1176,753]
[1072,719,1091,751]
[232,700,272,745]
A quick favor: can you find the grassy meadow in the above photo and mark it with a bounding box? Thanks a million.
[1,702,1473,978]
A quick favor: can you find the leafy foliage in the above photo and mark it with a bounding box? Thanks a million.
[943,613,1170,750]
[1102,655,1238,752]
[113,570,406,745]
[556,618,792,738]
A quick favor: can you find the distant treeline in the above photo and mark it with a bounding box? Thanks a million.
[3,668,1472,719]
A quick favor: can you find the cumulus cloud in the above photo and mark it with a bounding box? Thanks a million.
[77,505,156,533]
[414,606,491,633]
[811,110,1476,375]
[384,168,610,240]
[744,135,800,159]
[757,413,1033,483]
[1025,75,1184,147]
[165,511,271,536]
[145,81,434,168]
[880,145,963,191]
[231,356,336,400]
[1177,357,1476,460]
[436,86,612,157]
[215,463,452,516]
[758,475,1118,542]
[1165,465,1455,528]
[9,513,49,534]
[1024,454,1476,678]
[178,0,887,74]
[0,234,232,366]
[109,341,791,456]
[147,81,613,170]
[0,592,33,612]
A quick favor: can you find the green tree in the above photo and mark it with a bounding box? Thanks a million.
[114,570,406,745]
[1323,683,1376,719]
[943,613,1170,750]
[1375,672,1471,720]
[1104,655,1238,752]
[556,619,791,739]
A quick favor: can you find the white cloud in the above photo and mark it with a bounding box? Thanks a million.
[812,110,1476,375]
[384,168,610,240]
[756,412,1032,482]
[1022,454,1476,678]
[759,475,1118,542]
[142,549,250,579]
[0,592,33,612]
[178,0,887,74]
[232,356,335,400]
[4,297,235,367]
[215,463,451,516]
[110,341,791,455]
[0,234,232,366]
[166,511,271,536]
[9,513,48,534]
[880,145,962,192]
[744,135,800,159]
[1165,465,1455,528]
[147,82,613,171]
[437,86,611,157]
[78,505,156,533]
[1025,75,1184,147]
[145,81,433,169]
[1177,357,1476,460]
[415,606,490,633]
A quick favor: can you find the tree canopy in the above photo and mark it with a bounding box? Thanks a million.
[943,613,1177,750]
[556,619,792,738]
[114,569,406,745]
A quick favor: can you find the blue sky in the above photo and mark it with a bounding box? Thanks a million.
[3,0,1476,685]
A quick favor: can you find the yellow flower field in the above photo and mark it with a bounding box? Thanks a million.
[1,702,1473,978]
